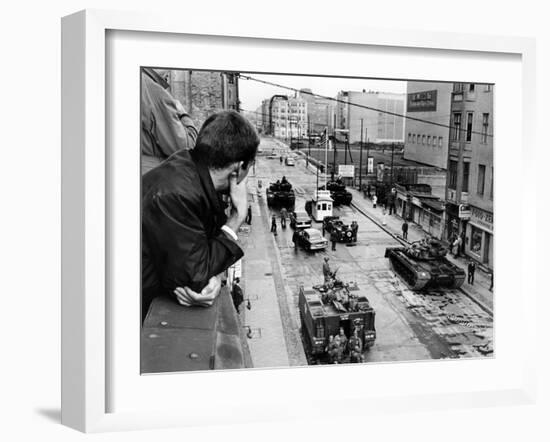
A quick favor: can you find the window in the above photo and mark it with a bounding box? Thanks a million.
[433,136,437,147]
[452,113,462,141]
[466,112,473,142]
[439,136,443,147]
[408,133,411,143]
[470,226,483,254]
[482,113,489,143]
[477,165,486,196]
[422,135,426,145]
[485,84,492,92]
[462,161,470,192]
[469,83,475,92]
[427,135,431,145]
[453,83,464,93]
[449,160,458,190]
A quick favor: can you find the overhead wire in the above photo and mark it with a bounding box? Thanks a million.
[238,73,493,139]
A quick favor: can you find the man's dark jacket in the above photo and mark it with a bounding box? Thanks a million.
[142,149,243,312]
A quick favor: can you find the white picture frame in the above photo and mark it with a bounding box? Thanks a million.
[61,9,537,433]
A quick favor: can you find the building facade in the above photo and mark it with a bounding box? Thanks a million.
[167,70,240,129]
[336,91,405,144]
[299,89,334,135]
[445,82,494,269]
[403,82,453,169]
[261,95,308,139]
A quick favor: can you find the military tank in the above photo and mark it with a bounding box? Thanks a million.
[319,178,352,205]
[266,177,295,209]
[385,238,466,290]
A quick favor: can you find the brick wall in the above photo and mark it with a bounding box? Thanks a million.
[167,70,239,129]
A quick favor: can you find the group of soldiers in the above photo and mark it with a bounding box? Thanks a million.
[326,327,364,364]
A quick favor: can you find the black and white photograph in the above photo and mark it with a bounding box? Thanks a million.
[140,68,494,373]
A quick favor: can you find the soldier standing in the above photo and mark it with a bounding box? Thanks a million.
[271,215,278,235]
[322,257,332,284]
[292,229,299,251]
[330,230,338,251]
[280,207,287,229]
[351,221,358,242]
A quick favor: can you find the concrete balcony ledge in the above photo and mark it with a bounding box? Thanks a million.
[141,287,249,373]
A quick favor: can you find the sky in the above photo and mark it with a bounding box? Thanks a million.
[238,73,407,113]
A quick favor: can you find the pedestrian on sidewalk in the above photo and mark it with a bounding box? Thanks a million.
[330,231,338,251]
[245,204,252,225]
[382,208,387,225]
[455,235,462,258]
[372,194,377,209]
[292,229,299,251]
[231,277,244,313]
[402,220,409,240]
[452,236,459,257]
[280,155,283,164]
[467,260,477,284]
[271,215,278,235]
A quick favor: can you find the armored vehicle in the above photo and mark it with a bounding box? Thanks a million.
[266,177,295,209]
[319,179,352,206]
[298,277,376,364]
[323,216,357,243]
[385,238,466,290]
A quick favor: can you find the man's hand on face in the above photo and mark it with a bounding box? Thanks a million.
[228,171,248,224]
[173,275,222,307]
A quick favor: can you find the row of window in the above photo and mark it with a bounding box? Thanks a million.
[452,112,490,143]
[449,160,493,198]
[453,83,493,93]
[408,133,444,147]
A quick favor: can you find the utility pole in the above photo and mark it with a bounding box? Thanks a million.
[307,119,311,167]
[365,129,370,178]
[390,142,395,187]
[359,119,363,190]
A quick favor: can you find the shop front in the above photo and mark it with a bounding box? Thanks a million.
[465,206,493,269]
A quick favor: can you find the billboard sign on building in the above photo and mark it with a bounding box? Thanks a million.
[338,164,355,178]
[407,90,438,112]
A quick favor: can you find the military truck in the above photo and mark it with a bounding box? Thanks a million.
[298,278,376,364]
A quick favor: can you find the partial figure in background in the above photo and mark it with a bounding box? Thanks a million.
[141,68,198,174]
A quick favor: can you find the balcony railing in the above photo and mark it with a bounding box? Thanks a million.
[141,287,248,373]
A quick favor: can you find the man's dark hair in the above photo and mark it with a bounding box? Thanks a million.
[193,110,260,169]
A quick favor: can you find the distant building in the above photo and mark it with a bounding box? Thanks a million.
[166,70,240,129]
[261,95,308,139]
[403,82,453,169]
[335,90,405,144]
[299,89,334,135]
[445,82,494,269]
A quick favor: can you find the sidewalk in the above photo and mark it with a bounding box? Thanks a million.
[347,186,494,313]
